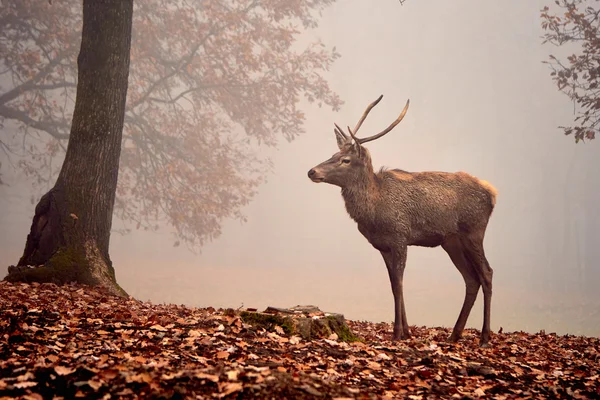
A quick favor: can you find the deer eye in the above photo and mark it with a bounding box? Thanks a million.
[341,158,351,164]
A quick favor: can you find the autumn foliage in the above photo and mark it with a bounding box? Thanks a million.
[0,0,342,247]
[541,0,600,142]
[1,281,599,398]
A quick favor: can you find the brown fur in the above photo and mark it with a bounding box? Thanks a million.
[309,140,496,346]
[476,178,498,207]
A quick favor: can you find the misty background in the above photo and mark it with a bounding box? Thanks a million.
[1,0,599,337]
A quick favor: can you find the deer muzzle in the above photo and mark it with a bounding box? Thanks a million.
[307,168,325,183]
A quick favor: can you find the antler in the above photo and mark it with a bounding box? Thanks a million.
[352,94,384,136]
[347,125,359,144]
[357,98,410,144]
[350,95,410,145]
[346,125,362,156]
[333,95,410,146]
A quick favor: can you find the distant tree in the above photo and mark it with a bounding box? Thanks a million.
[541,0,600,142]
[0,0,342,248]
[4,0,133,296]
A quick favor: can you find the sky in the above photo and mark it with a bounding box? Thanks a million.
[1,0,600,337]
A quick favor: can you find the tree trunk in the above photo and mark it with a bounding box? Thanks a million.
[4,0,133,297]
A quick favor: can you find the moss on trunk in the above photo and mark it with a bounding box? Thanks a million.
[7,246,91,285]
[6,244,126,297]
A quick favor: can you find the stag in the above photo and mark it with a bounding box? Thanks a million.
[307,95,497,346]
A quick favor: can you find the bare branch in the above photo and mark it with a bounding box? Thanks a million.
[0,105,69,140]
[0,53,70,106]
[130,31,215,109]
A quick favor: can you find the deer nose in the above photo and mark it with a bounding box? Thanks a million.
[308,169,316,178]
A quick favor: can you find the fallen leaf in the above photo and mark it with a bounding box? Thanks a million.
[195,372,219,383]
[47,354,59,363]
[217,382,243,398]
[134,355,147,364]
[23,394,43,400]
[14,381,38,389]
[226,370,239,381]
[150,324,168,332]
[99,370,119,380]
[54,366,76,376]
[88,380,103,391]
[126,373,152,384]
[300,384,323,397]
[16,372,35,381]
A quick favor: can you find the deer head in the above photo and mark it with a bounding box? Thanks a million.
[307,95,410,187]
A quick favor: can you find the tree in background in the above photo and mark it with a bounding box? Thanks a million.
[0,0,342,249]
[541,0,600,143]
[4,0,133,295]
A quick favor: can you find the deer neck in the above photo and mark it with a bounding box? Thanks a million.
[341,171,379,224]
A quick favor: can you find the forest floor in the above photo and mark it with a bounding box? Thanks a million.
[0,281,599,399]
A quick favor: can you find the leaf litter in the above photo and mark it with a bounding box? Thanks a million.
[0,281,599,399]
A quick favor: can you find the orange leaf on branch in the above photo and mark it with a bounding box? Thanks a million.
[0,0,342,250]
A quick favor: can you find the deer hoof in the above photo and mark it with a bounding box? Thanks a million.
[391,332,410,341]
[447,334,460,343]
[479,332,491,347]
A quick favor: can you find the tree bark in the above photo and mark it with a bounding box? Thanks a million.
[4,0,133,297]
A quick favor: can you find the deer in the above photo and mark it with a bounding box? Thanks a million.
[307,95,497,346]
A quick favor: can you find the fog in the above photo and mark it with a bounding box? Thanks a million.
[2,0,599,337]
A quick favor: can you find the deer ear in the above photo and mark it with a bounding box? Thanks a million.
[334,129,349,150]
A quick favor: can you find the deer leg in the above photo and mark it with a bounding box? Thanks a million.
[381,247,410,341]
[442,237,480,343]
[462,234,493,347]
